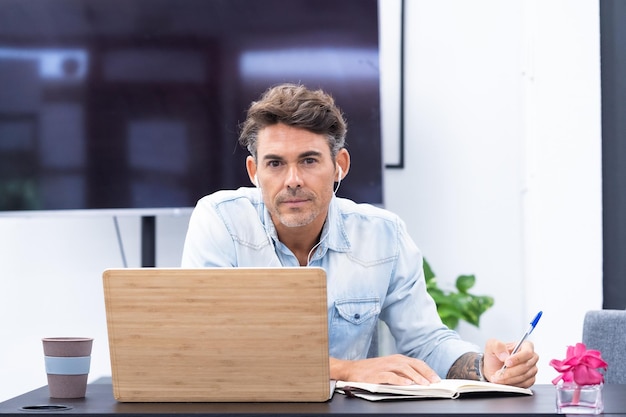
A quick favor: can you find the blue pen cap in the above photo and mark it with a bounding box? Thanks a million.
[530,311,542,329]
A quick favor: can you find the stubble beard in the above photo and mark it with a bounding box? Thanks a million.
[276,207,320,228]
[272,189,320,228]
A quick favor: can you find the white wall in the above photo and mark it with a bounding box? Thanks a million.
[521,0,603,381]
[0,0,602,401]
[380,0,602,382]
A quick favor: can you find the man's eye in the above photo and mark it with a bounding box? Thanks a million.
[267,161,281,168]
[303,158,317,165]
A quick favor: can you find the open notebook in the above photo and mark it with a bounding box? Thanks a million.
[103,267,332,402]
[335,379,533,401]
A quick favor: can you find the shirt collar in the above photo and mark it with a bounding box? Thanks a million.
[325,196,351,253]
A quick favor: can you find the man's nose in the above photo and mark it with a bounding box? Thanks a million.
[285,166,303,188]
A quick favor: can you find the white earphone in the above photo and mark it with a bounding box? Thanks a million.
[334,165,343,194]
[253,174,259,187]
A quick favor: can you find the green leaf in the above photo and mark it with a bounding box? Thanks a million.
[455,274,476,293]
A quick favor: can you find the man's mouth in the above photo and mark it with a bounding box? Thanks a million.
[281,199,309,207]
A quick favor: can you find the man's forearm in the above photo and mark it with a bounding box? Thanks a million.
[446,352,485,381]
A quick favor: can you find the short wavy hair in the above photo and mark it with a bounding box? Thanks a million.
[238,83,347,160]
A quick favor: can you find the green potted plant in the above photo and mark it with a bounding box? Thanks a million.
[423,258,494,329]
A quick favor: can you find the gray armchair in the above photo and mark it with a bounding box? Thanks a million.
[582,309,626,384]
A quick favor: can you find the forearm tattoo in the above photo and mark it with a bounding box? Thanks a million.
[447,352,484,381]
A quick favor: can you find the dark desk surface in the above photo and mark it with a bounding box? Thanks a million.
[1,382,625,417]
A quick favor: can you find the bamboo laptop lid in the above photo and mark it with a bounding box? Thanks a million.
[102,267,331,402]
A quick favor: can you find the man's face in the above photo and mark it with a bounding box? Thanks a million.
[247,123,338,231]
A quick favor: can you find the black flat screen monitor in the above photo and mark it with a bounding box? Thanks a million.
[0,0,382,214]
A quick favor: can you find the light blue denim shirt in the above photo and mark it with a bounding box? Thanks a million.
[181,187,480,378]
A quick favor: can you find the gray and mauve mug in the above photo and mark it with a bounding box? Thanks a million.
[42,337,93,398]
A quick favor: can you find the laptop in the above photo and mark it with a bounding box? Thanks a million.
[102,267,331,402]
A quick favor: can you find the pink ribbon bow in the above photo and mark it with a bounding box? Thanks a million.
[549,342,608,386]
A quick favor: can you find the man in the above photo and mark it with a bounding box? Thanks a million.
[182,83,538,387]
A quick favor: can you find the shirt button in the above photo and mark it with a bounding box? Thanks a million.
[354,313,360,320]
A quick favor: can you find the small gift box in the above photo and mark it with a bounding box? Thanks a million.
[549,343,608,415]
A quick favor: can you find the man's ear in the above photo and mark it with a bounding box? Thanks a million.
[246,156,258,187]
[335,148,350,179]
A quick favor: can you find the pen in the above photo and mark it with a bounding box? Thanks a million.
[499,311,542,373]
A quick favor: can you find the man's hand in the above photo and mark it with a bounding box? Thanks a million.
[330,354,441,386]
[483,338,538,388]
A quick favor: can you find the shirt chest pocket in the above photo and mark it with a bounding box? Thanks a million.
[328,298,381,360]
[332,298,381,325]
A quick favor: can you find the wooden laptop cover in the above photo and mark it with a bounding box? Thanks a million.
[102,267,330,402]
